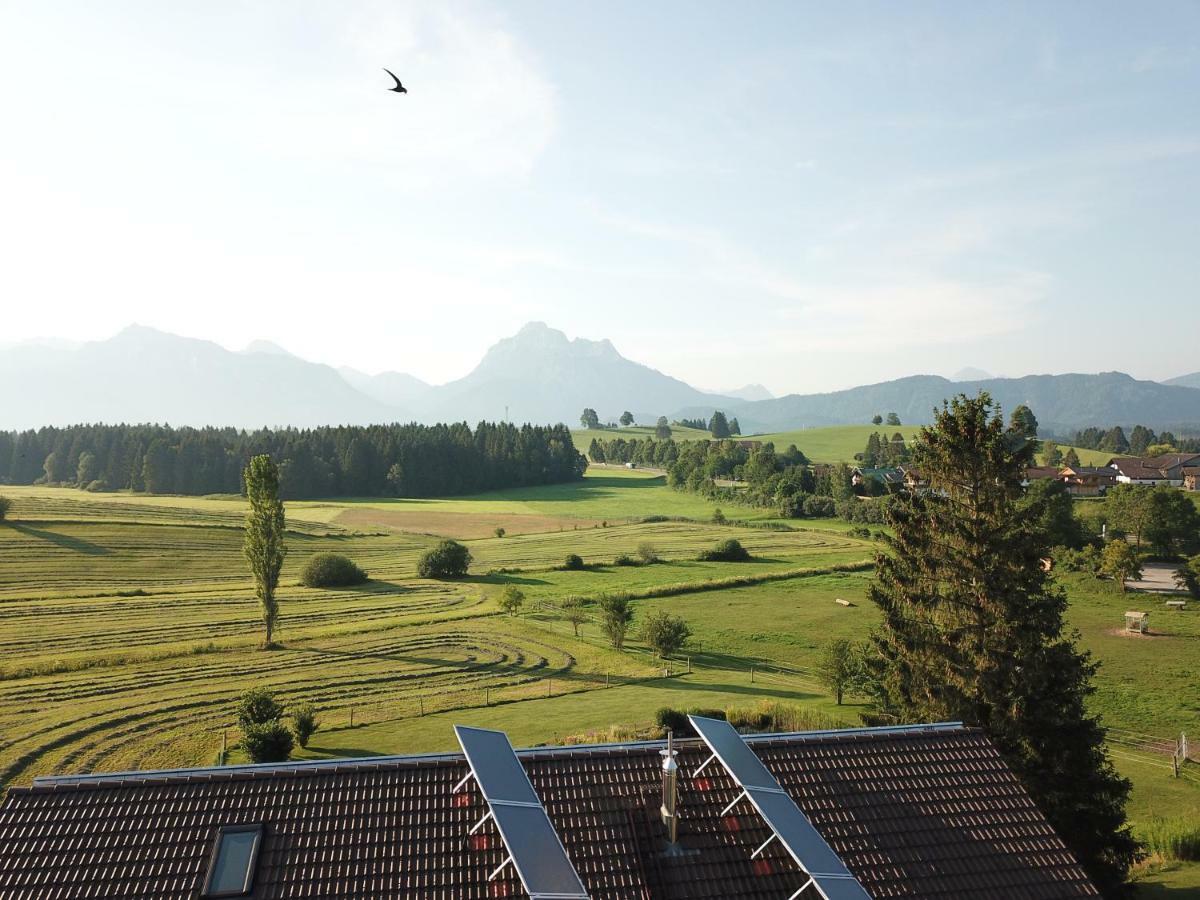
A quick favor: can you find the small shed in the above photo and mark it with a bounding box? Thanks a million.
[1124,611,1149,634]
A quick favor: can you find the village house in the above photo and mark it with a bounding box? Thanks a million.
[0,722,1100,899]
[1021,465,1063,487]
[1060,466,1118,497]
[851,466,904,489]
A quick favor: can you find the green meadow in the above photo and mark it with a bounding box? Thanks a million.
[0,471,1196,893]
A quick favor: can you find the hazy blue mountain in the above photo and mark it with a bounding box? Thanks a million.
[242,339,294,357]
[675,372,1200,435]
[339,367,433,409]
[6,323,1199,435]
[720,383,775,402]
[1163,372,1200,390]
[952,367,994,381]
[422,322,733,426]
[0,325,404,430]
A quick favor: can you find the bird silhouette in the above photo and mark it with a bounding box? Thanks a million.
[383,68,407,93]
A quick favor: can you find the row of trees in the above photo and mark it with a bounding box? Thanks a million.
[857,431,909,467]
[588,434,894,520]
[0,421,586,499]
[1068,424,1199,456]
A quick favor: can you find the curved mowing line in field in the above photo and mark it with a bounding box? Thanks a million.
[0,628,585,786]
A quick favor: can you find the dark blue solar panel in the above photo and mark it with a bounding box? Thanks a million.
[454,725,589,899]
[453,726,538,804]
[688,716,871,900]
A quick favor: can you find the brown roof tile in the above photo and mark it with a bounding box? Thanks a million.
[0,725,1098,899]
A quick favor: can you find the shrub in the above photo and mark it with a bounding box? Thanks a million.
[803,495,836,518]
[242,720,294,763]
[711,507,727,525]
[498,584,525,616]
[725,700,848,734]
[417,540,472,578]
[299,553,368,588]
[493,526,506,538]
[84,479,111,493]
[290,702,319,748]
[1141,817,1200,862]
[612,554,639,567]
[655,706,726,736]
[636,542,660,564]
[696,538,751,562]
[562,553,585,571]
[639,610,691,657]
[0,496,10,521]
[237,687,284,731]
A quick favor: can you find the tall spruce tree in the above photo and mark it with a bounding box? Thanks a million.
[868,393,1138,894]
[243,454,287,648]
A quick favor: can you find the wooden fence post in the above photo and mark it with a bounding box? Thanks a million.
[419,696,424,717]
[547,678,552,698]
[349,706,355,728]
[486,686,490,707]
[687,656,692,674]
[606,671,610,688]
[751,666,755,684]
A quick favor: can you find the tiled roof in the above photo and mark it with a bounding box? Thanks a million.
[1107,458,1169,480]
[0,725,1098,900]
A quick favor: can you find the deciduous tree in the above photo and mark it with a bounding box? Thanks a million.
[561,596,587,636]
[639,611,691,658]
[817,639,856,705]
[498,585,525,616]
[1101,541,1142,590]
[243,455,286,648]
[598,594,634,650]
[580,408,600,429]
[619,411,635,427]
[655,416,672,440]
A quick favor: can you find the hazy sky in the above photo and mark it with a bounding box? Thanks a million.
[2,2,1198,393]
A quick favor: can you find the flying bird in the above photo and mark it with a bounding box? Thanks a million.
[383,68,407,93]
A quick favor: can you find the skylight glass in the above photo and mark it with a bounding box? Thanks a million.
[203,824,263,898]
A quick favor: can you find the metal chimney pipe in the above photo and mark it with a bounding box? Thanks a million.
[660,728,679,846]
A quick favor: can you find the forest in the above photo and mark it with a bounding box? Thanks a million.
[0,422,586,499]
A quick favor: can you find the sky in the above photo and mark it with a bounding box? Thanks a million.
[1,1,1198,394]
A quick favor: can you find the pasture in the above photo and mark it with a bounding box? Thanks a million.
[1,474,1197,894]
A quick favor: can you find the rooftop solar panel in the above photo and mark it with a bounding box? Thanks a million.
[688,716,872,900]
[454,725,590,900]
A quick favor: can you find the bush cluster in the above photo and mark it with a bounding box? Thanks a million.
[300,553,368,588]
[417,540,472,578]
[696,538,751,562]
[562,553,585,571]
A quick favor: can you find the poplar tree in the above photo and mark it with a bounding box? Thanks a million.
[243,454,287,648]
[868,393,1138,894]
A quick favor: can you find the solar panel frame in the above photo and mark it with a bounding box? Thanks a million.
[688,716,873,900]
[454,725,590,900]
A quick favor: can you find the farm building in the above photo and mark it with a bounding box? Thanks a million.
[1060,466,1118,497]
[0,722,1100,899]
[1183,466,1199,492]
[1108,453,1200,487]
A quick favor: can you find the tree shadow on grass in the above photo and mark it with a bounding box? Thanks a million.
[10,523,111,555]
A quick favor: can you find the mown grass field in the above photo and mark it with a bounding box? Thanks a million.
[1,473,1196,894]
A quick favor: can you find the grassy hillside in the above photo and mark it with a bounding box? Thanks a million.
[572,423,712,450]
[745,425,920,463]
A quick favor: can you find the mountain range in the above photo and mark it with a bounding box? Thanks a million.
[2,322,1199,434]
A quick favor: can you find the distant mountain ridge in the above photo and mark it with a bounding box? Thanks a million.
[678,371,1200,435]
[1164,372,1200,390]
[0,325,402,430]
[2,323,1199,434]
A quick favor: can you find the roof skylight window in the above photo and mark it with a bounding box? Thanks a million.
[202,824,263,898]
